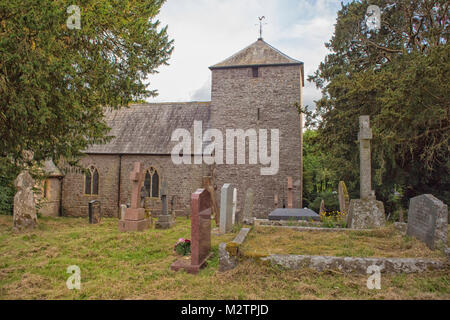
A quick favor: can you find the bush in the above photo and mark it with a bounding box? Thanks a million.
[310,191,340,213]
[0,161,19,215]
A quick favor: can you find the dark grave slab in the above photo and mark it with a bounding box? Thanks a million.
[269,208,320,222]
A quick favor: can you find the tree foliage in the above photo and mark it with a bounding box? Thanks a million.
[308,0,449,207]
[0,0,173,168]
[0,0,173,211]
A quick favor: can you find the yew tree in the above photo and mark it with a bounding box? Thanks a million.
[308,0,449,207]
[0,0,173,168]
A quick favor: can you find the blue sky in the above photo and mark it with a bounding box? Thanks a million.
[148,0,356,108]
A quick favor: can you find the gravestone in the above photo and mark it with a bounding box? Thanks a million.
[171,189,212,274]
[287,177,293,209]
[338,181,350,214]
[269,208,320,221]
[13,171,38,232]
[203,176,219,224]
[242,188,255,224]
[319,199,326,215]
[219,184,233,234]
[407,194,448,250]
[88,200,101,224]
[156,181,175,229]
[232,188,237,225]
[347,116,386,229]
[120,204,127,221]
[118,162,150,232]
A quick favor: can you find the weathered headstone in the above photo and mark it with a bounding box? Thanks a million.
[338,181,350,214]
[118,162,150,232]
[13,171,38,232]
[219,184,233,234]
[287,177,293,209]
[242,188,254,224]
[406,194,448,250]
[319,199,326,215]
[203,176,219,224]
[120,204,127,221]
[88,200,101,224]
[347,116,386,229]
[232,188,237,225]
[171,189,212,274]
[156,181,175,229]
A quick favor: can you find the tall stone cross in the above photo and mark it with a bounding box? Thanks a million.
[358,116,375,200]
[129,162,145,209]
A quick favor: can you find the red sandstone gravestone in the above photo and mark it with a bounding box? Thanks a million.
[118,162,150,232]
[171,189,212,274]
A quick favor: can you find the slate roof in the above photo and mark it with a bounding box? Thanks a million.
[85,102,211,155]
[210,38,303,69]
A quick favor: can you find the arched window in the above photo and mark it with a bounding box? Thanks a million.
[144,167,160,198]
[84,166,99,195]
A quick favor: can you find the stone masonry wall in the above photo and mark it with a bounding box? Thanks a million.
[62,154,208,218]
[62,155,120,218]
[210,65,302,219]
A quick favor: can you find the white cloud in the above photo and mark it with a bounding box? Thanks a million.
[147,0,348,108]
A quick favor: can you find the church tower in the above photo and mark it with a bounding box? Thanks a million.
[209,38,304,218]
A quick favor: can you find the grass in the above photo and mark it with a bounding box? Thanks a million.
[241,226,449,259]
[0,215,449,300]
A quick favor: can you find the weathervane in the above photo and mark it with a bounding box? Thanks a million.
[256,16,267,40]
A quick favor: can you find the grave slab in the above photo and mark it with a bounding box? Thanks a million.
[268,208,320,222]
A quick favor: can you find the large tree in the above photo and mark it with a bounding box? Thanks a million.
[0,0,173,212]
[308,0,449,208]
[0,0,173,167]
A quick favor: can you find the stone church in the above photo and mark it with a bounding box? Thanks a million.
[59,38,304,220]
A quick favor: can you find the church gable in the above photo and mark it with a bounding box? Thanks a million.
[210,39,302,69]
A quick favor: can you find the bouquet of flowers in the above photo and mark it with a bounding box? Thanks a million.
[174,238,191,256]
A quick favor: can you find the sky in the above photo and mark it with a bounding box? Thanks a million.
[147,0,355,109]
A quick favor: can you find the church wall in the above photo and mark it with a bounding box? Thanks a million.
[210,64,302,219]
[62,154,208,218]
[119,155,208,216]
[62,155,120,218]
[38,178,61,217]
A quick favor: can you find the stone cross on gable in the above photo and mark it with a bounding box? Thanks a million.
[358,116,375,200]
[129,162,144,209]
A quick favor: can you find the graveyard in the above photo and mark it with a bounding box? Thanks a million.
[0,215,448,300]
[1,0,448,303]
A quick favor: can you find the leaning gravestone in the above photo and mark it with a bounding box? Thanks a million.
[347,116,386,229]
[319,199,326,215]
[407,194,448,250]
[171,189,212,274]
[338,181,350,214]
[13,171,38,232]
[242,188,254,225]
[219,184,233,234]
